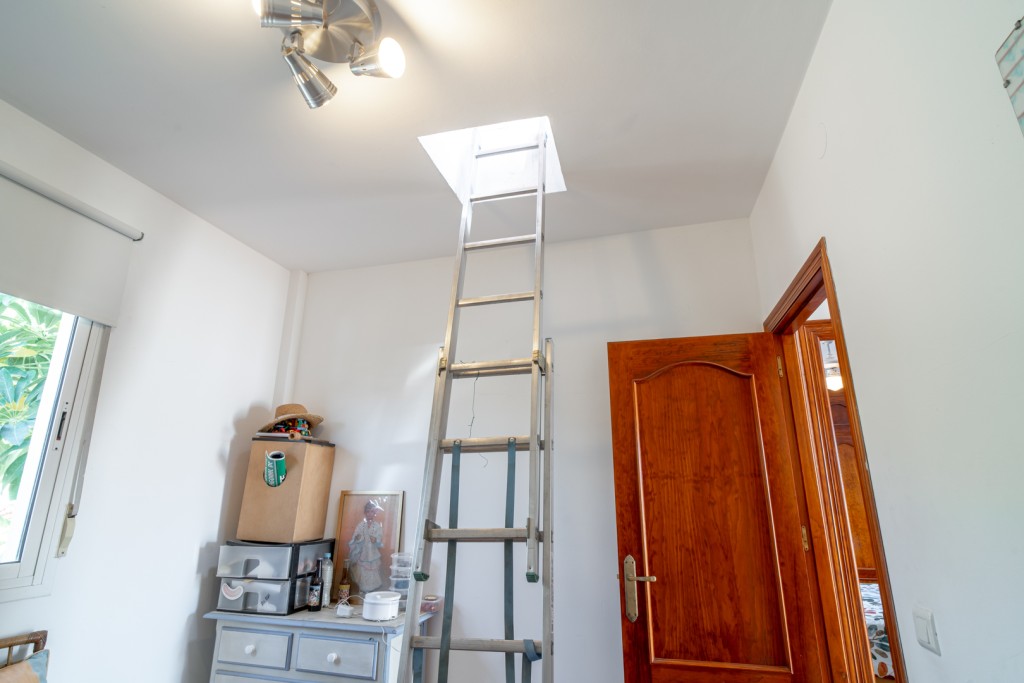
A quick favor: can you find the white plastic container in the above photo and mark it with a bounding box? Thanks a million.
[390,565,414,578]
[421,594,443,613]
[363,591,401,621]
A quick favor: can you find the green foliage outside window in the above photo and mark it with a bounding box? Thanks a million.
[0,294,61,510]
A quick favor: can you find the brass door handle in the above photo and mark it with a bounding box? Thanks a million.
[623,555,656,622]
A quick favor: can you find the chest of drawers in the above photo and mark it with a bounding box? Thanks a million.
[204,609,432,683]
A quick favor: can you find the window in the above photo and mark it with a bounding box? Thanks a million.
[0,290,107,600]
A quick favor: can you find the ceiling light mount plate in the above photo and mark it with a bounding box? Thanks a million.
[291,0,381,63]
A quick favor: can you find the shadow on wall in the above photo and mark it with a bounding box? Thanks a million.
[179,403,273,683]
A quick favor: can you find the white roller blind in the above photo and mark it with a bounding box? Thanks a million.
[0,175,131,325]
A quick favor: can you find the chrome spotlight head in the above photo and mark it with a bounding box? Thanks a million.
[350,37,406,78]
[282,35,337,109]
[261,0,325,28]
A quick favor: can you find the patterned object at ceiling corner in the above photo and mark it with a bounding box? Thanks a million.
[997,16,1024,137]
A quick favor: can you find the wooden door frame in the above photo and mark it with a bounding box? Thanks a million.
[764,238,907,683]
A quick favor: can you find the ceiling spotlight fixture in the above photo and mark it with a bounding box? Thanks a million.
[281,32,337,109]
[256,0,404,109]
[261,0,325,28]
[819,339,844,392]
[350,36,405,78]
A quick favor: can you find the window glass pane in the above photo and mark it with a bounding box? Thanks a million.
[0,291,75,564]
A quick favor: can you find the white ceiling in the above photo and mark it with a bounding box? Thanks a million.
[0,1,831,272]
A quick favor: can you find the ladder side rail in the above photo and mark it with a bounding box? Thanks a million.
[399,138,481,683]
[437,441,464,683]
[504,438,517,683]
[531,133,548,361]
[416,136,480,580]
[439,196,476,374]
[411,198,474,584]
[542,338,555,683]
[398,362,450,680]
[412,355,454,578]
[526,132,548,581]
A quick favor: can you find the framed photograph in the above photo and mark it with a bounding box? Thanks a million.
[334,490,404,599]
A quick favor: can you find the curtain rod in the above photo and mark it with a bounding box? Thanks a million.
[0,159,144,242]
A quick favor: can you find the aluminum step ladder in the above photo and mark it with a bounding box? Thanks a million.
[397,130,555,683]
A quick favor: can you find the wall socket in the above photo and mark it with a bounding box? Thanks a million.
[913,606,941,655]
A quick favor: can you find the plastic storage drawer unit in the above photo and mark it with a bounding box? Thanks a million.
[218,576,310,615]
[217,539,334,580]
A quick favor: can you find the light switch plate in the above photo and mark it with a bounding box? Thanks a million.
[913,606,941,655]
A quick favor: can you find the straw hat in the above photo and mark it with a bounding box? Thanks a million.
[258,403,324,433]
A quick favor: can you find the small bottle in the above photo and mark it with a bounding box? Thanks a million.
[338,559,351,603]
[308,559,323,612]
[321,552,335,608]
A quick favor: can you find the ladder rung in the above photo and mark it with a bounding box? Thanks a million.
[426,528,529,543]
[465,234,537,251]
[411,636,543,654]
[458,292,534,308]
[449,357,538,378]
[470,188,538,204]
[475,142,540,159]
[440,436,534,453]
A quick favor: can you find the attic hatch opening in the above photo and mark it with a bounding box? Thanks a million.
[418,116,567,203]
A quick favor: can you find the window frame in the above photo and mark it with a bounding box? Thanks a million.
[0,317,108,601]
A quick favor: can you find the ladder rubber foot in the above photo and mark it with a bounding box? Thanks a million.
[526,571,539,584]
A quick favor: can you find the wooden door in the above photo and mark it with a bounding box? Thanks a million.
[608,333,825,683]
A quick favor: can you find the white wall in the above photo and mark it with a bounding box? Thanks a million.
[749,2,1024,682]
[292,217,763,682]
[0,101,291,683]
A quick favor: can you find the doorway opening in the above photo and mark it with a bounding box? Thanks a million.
[764,238,907,683]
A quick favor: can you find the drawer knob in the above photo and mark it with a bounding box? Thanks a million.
[327,652,340,664]
[244,644,257,656]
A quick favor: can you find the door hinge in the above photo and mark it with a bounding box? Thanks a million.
[777,356,784,378]
[801,525,810,552]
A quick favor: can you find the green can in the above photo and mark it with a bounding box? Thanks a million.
[264,450,287,487]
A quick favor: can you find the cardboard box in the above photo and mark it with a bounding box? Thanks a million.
[236,437,336,543]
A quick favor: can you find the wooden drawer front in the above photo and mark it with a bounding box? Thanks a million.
[295,633,378,679]
[218,627,292,670]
